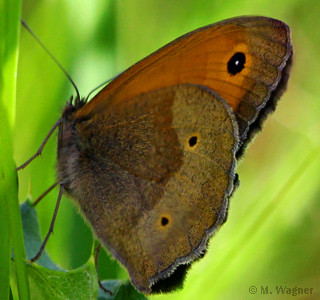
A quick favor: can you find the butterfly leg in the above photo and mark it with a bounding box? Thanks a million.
[31,183,63,262]
[33,182,59,206]
[94,243,113,295]
[16,119,61,171]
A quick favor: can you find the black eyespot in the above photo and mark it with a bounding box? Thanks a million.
[161,217,169,226]
[227,52,246,75]
[189,136,197,147]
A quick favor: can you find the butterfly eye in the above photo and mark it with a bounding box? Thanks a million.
[161,217,170,227]
[227,52,246,75]
[188,136,198,147]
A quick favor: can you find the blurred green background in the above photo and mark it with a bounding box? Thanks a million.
[16,0,320,299]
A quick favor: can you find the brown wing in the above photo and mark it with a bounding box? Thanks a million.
[64,16,292,293]
[63,84,239,293]
[75,16,292,144]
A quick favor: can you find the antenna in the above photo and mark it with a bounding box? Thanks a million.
[21,19,81,101]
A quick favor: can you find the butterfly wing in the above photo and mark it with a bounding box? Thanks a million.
[62,16,293,293]
[59,84,239,293]
[76,16,292,148]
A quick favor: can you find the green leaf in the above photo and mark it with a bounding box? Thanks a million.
[98,280,122,300]
[19,200,147,300]
[0,0,28,299]
[98,280,148,300]
[20,200,60,270]
[18,201,98,299]
[20,262,98,300]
